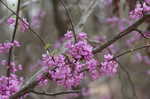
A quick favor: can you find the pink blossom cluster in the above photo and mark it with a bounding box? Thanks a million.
[0,40,21,53]
[86,58,101,79]
[7,17,29,32]
[0,40,24,98]
[64,31,92,60]
[7,17,16,26]
[42,54,85,88]
[0,74,23,99]
[41,32,118,88]
[101,54,118,76]
[129,2,150,19]
[0,60,22,73]
[65,40,93,60]
[36,73,49,86]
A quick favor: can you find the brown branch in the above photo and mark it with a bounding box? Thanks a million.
[11,42,150,98]
[30,90,81,96]
[59,0,77,43]
[0,0,39,25]
[75,0,99,33]
[108,46,138,99]
[113,44,150,59]
[10,66,57,99]
[9,2,150,99]
[93,14,150,54]
[0,0,50,52]
[7,0,21,76]
[10,69,50,99]
[21,0,39,9]
[117,61,138,99]
[133,28,149,39]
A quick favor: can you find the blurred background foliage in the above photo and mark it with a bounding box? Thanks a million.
[1,0,150,99]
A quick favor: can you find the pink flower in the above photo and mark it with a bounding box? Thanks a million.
[42,53,85,88]
[0,74,23,99]
[7,17,29,32]
[19,18,29,32]
[0,41,21,53]
[40,32,119,88]
[64,31,73,40]
[42,54,55,67]
[129,2,150,19]
[101,54,118,76]
[7,17,16,25]
[77,32,88,40]
[0,60,23,73]
[144,31,150,37]
[86,59,101,79]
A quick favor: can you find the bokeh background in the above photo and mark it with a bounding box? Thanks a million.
[0,0,150,99]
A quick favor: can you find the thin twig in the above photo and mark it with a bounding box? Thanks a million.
[0,14,12,24]
[118,66,128,99]
[133,28,150,39]
[0,0,39,25]
[93,14,150,54]
[75,0,99,33]
[7,0,21,76]
[21,0,39,9]
[10,66,55,99]
[10,72,49,99]
[106,47,137,99]
[59,0,77,43]
[11,42,150,98]
[9,2,150,99]
[10,44,150,98]
[30,90,81,96]
[117,61,138,99]
[0,0,50,52]
[113,44,150,59]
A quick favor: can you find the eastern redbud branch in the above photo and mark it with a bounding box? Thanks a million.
[59,0,77,43]
[0,0,50,52]
[9,2,150,99]
[75,0,99,33]
[133,28,149,39]
[117,61,138,99]
[0,14,12,25]
[10,72,50,99]
[30,90,81,96]
[10,42,150,99]
[10,67,56,99]
[7,0,21,76]
[10,14,150,99]
[0,0,39,25]
[21,0,40,9]
[108,46,137,99]
[113,44,150,60]
[93,14,150,54]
